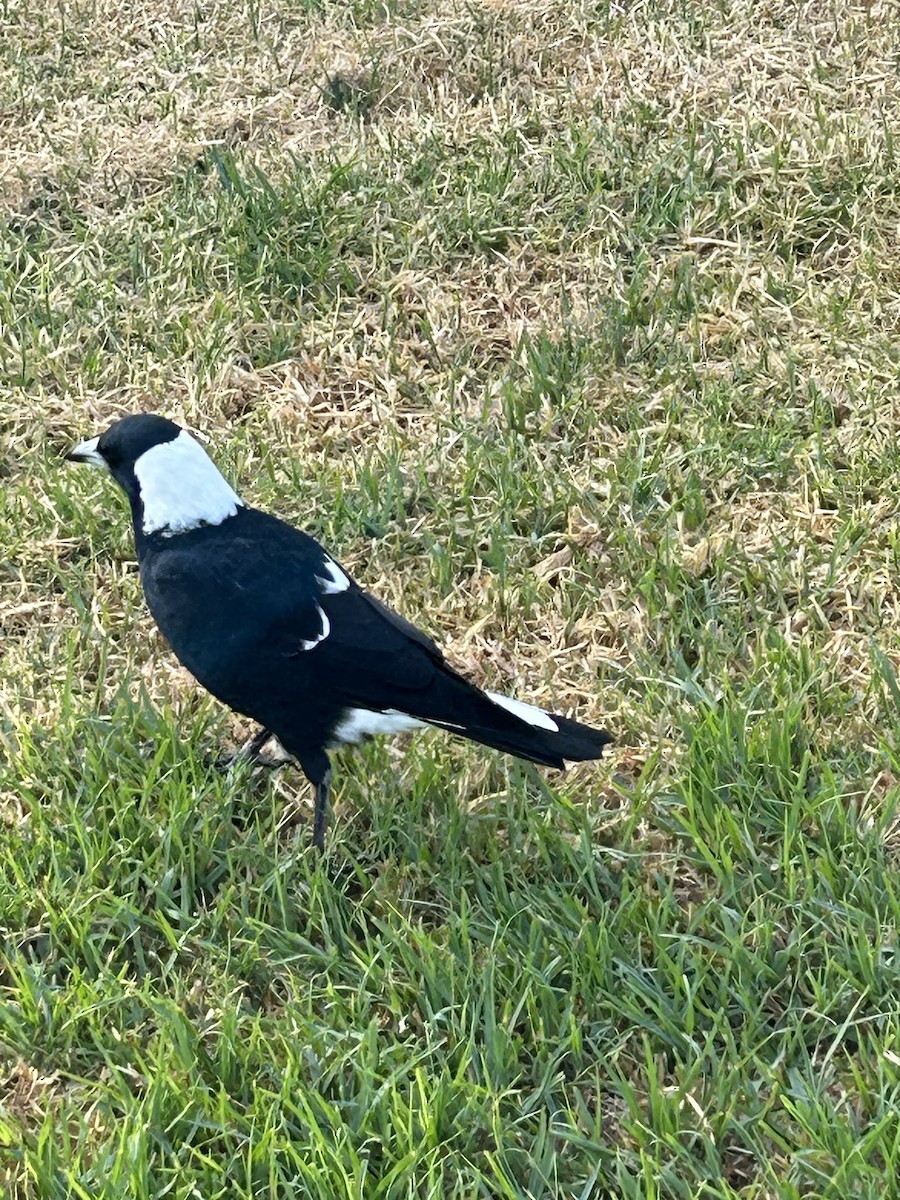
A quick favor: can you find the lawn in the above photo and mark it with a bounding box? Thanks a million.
[2,0,900,1195]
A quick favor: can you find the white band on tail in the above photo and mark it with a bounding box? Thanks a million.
[485,690,559,732]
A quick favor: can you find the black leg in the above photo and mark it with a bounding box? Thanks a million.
[245,727,274,761]
[218,728,286,772]
[313,770,331,852]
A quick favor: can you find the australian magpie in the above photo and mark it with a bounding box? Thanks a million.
[66,414,611,849]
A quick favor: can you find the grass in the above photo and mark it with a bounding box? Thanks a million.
[2,0,900,1194]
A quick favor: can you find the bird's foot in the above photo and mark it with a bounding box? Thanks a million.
[216,728,288,773]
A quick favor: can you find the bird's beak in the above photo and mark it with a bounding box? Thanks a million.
[65,436,107,469]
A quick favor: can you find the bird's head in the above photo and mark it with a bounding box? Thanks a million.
[66,413,244,536]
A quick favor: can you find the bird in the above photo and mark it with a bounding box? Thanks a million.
[65,413,612,849]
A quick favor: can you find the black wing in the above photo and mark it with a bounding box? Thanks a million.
[299,585,450,703]
[140,506,446,705]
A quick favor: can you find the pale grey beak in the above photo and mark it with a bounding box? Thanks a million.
[65,436,106,468]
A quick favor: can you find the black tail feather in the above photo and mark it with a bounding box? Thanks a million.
[420,675,612,769]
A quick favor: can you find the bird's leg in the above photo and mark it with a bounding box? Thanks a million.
[217,727,282,772]
[244,726,274,762]
[313,770,331,852]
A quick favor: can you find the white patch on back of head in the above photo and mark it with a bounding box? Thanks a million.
[298,604,330,651]
[135,430,244,536]
[485,690,559,733]
[315,558,350,594]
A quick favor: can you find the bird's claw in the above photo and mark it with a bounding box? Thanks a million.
[216,728,287,772]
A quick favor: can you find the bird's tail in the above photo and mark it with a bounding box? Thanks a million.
[422,676,612,768]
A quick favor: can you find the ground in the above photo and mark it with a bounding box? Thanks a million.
[2,0,900,1196]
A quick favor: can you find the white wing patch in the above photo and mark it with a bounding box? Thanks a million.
[135,430,244,536]
[298,604,331,651]
[330,708,425,745]
[316,558,350,594]
[485,690,559,733]
[426,717,466,732]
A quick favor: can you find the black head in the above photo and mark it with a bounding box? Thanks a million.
[66,412,244,536]
[66,413,182,497]
[97,413,182,472]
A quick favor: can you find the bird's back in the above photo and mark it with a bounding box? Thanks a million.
[136,507,326,712]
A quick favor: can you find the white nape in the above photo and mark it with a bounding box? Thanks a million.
[485,690,559,732]
[298,604,331,652]
[316,558,350,594]
[135,430,244,536]
[330,707,425,746]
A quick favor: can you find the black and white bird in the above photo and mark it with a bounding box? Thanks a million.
[66,414,611,849]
